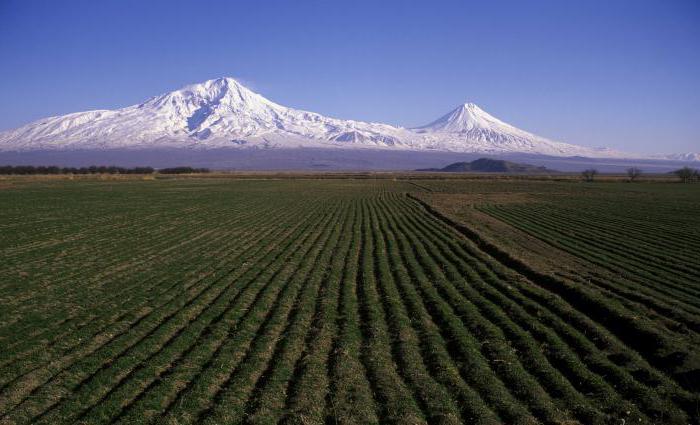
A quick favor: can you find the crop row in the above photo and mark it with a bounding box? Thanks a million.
[480,204,700,315]
[1,179,697,424]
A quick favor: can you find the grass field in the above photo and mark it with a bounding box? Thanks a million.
[0,176,698,424]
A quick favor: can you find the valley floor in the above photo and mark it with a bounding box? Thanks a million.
[0,176,698,424]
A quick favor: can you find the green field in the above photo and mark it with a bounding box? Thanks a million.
[0,177,698,424]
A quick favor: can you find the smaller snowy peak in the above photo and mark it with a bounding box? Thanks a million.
[413,102,514,133]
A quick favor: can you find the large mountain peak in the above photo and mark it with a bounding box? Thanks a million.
[143,77,277,112]
[134,77,287,135]
[182,77,257,102]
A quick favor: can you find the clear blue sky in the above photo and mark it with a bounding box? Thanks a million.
[1,0,698,153]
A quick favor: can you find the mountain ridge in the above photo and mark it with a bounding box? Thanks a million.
[0,77,695,160]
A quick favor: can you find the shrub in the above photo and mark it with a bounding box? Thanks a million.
[581,169,598,182]
[626,167,642,182]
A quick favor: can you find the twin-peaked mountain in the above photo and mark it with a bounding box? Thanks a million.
[0,77,642,158]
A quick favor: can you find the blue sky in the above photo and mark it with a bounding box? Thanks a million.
[0,0,698,153]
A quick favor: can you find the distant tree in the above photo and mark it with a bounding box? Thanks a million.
[675,167,698,183]
[626,167,642,182]
[581,169,598,182]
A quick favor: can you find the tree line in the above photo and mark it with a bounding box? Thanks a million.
[581,166,699,182]
[0,165,210,175]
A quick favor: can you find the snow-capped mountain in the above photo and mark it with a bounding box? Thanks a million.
[0,78,409,152]
[0,77,692,160]
[656,153,700,162]
[409,102,616,156]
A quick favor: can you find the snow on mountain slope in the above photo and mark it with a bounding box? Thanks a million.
[0,78,410,151]
[0,77,682,160]
[408,102,618,157]
[655,153,700,162]
[415,102,509,133]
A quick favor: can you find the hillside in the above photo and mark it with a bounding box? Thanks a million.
[419,157,558,173]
